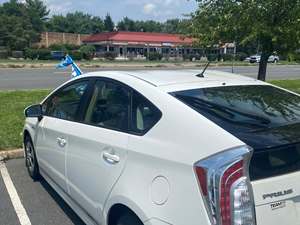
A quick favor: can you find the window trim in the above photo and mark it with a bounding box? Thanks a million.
[82,78,131,133]
[128,89,163,136]
[42,78,94,123]
[42,76,162,135]
[80,77,162,136]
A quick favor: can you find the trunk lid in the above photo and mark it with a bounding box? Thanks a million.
[246,125,300,225]
[252,171,300,225]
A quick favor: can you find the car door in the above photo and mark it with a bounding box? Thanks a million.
[65,78,130,224]
[35,79,91,192]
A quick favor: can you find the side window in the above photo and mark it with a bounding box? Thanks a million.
[131,91,162,134]
[43,81,89,121]
[84,80,130,131]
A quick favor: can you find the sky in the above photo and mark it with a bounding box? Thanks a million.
[0,0,198,22]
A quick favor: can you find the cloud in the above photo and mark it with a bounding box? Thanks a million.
[0,0,197,21]
[143,3,156,15]
[164,0,179,6]
[43,0,73,14]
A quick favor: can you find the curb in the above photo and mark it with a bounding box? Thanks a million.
[0,149,24,160]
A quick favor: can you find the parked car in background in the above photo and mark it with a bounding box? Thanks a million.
[244,56,251,62]
[249,54,279,63]
[24,70,300,225]
[51,51,65,60]
[268,55,280,63]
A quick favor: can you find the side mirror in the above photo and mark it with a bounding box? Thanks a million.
[24,104,43,121]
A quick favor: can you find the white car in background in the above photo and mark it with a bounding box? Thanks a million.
[250,54,279,63]
[24,70,300,225]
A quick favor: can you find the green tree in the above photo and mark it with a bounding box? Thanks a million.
[191,0,300,81]
[25,0,49,44]
[117,17,136,31]
[138,20,162,32]
[163,19,180,33]
[0,0,49,50]
[46,12,104,34]
[79,45,96,60]
[162,19,192,34]
[104,13,114,32]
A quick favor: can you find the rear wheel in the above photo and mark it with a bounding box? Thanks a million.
[116,211,143,225]
[24,136,40,180]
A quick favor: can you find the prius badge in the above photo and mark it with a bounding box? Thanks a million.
[263,189,294,200]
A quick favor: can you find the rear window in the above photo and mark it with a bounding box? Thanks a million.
[172,85,300,180]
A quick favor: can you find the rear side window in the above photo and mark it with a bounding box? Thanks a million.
[84,80,130,132]
[130,91,162,135]
[43,81,89,121]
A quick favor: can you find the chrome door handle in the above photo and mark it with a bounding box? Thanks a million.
[102,151,120,164]
[57,137,67,148]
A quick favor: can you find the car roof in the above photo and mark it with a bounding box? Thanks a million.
[125,70,257,86]
[82,69,266,92]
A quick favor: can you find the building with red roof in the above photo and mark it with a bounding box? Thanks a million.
[83,31,193,46]
[83,31,204,59]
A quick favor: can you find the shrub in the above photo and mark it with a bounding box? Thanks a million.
[278,54,287,61]
[104,52,117,61]
[287,52,300,62]
[69,50,82,60]
[206,54,218,61]
[79,45,96,60]
[11,51,24,58]
[221,54,235,61]
[49,43,79,51]
[236,52,248,61]
[183,54,202,61]
[183,54,191,61]
[147,52,163,61]
[0,50,9,59]
[25,48,52,60]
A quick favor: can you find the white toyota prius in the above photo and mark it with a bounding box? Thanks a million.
[24,70,300,225]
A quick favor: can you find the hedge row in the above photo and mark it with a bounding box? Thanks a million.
[183,53,249,62]
[0,44,96,60]
[147,52,163,61]
[24,45,96,60]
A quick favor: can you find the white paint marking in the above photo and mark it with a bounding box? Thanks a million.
[0,161,32,225]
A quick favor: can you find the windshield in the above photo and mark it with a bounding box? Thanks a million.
[172,85,300,133]
[172,85,300,180]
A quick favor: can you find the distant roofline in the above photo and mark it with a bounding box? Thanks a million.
[84,30,192,37]
[82,31,194,45]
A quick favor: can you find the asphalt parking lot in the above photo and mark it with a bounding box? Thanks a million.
[0,158,85,225]
[0,65,300,90]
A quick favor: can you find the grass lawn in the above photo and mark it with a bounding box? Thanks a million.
[0,89,50,150]
[0,79,300,151]
[269,79,300,93]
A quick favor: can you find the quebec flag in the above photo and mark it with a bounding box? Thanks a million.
[56,55,83,78]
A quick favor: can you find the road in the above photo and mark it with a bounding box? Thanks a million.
[0,65,299,90]
[0,158,85,225]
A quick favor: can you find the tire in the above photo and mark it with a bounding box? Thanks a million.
[24,136,40,180]
[116,211,143,225]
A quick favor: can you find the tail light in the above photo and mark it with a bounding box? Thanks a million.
[194,146,256,225]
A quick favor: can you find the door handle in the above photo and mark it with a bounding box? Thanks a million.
[57,137,67,148]
[102,151,120,164]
